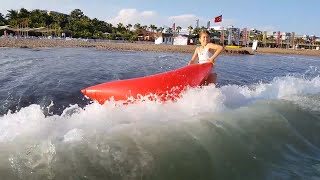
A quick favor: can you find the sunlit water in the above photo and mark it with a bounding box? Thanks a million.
[1,48,320,180]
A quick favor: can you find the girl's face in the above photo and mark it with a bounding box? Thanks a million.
[200,33,210,46]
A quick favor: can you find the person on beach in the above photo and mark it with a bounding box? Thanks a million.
[188,30,224,85]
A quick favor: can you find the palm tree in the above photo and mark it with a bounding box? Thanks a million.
[6,9,20,26]
[117,23,124,31]
[209,28,215,34]
[193,27,200,35]
[134,23,141,30]
[18,8,30,18]
[187,25,193,35]
[295,37,305,45]
[6,9,19,21]
[156,27,164,33]
[126,24,132,31]
[149,24,157,33]
[253,34,263,41]
[166,27,172,34]
[0,13,4,20]
[268,35,275,43]
[142,25,148,30]
[0,13,6,25]
[176,26,182,34]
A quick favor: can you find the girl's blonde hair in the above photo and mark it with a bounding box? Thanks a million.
[199,30,210,37]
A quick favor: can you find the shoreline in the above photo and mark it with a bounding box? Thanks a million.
[243,47,320,56]
[1,38,320,56]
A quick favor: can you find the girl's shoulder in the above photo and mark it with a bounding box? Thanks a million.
[206,43,214,47]
[206,43,221,49]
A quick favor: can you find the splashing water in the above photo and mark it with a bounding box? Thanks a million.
[1,48,320,179]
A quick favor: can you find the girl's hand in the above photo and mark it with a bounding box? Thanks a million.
[207,43,224,63]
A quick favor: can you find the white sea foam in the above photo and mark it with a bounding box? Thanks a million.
[0,75,320,144]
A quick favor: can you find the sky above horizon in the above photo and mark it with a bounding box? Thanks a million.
[0,0,318,35]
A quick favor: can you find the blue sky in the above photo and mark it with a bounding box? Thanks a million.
[0,0,319,35]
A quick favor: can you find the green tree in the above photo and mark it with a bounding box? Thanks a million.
[187,25,193,35]
[141,25,148,30]
[157,27,164,33]
[48,11,69,29]
[149,24,157,33]
[165,27,172,34]
[1,7,169,40]
[209,28,219,37]
[176,26,182,34]
[117,23,125,32]
[193,27,200,35]
[295,37,305,45]
[126,24,132,31]
[51,23,62,36]
[268,35,275,43]
[254,34,263,41]
[18,8,30,19]
[70,9,84,19]
[29,9,48,27]
[91,18,112,33]
[0,13,6,25]
[134,23,141,30]
[66,13,93,38]
[6,9,19,25]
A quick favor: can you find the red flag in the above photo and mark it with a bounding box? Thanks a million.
[214,15,222,23]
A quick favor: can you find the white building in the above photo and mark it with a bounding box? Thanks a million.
[173,35,188,45]
[155,33,174,45]
[177,29,190,35]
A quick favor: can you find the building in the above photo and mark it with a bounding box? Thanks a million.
[173,35,189,45]
[155,33,174,44]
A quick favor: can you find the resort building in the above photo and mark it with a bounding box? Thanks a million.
[154,33,174,44]
[173,35,189,45]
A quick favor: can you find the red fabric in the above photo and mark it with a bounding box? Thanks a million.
[214,15,222,23]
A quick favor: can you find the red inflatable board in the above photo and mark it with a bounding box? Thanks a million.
[81,63,213,104]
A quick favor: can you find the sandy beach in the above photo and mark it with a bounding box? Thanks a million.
[1,38,320,56]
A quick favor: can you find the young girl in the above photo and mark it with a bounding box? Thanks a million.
[188,30,224,85]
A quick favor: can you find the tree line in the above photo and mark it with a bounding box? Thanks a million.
[0,8,212,40]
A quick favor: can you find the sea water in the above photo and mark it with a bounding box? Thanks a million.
[1,48,320,180]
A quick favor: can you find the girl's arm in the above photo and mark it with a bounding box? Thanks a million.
[188,48,198,65]
[207,43,224,63]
